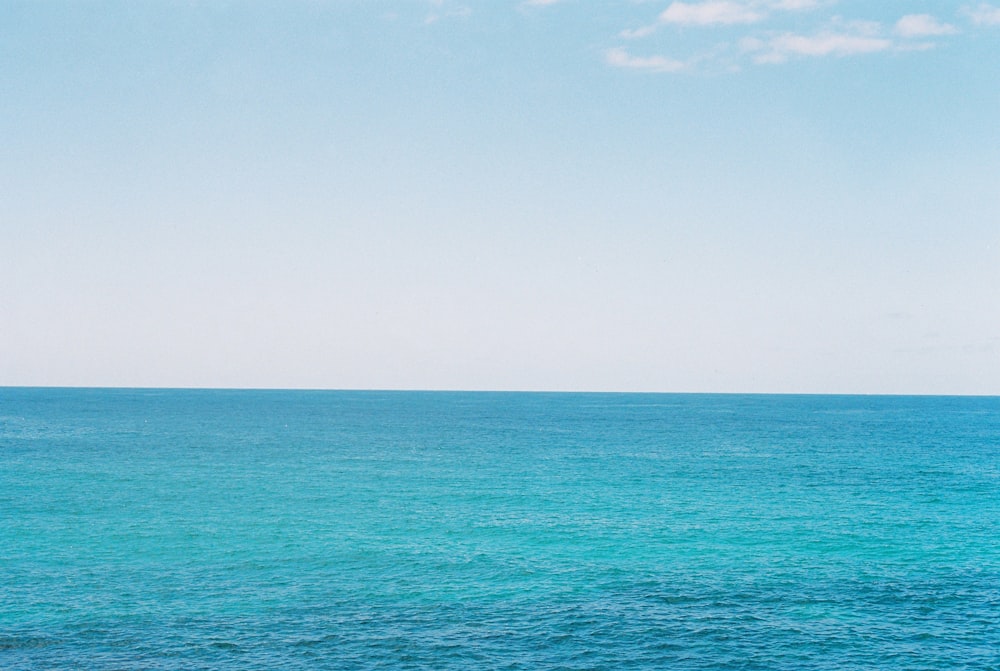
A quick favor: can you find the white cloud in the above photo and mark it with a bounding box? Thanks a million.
[659,1,763,26]
[611,1,967,72]
[895,14,958,37]
[622,0,821,39]
[605,47,687,72]
[828,18,882,37]
[522,0,561,6]
[620,25,658,39]
[763,0,823,10]
[424,4,471,24]
[743,30,892,63]
[963,2,1000,25]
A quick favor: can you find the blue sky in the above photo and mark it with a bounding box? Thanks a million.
[2,1,998,393]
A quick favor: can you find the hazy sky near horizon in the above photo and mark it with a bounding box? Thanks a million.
[2,1,999,393]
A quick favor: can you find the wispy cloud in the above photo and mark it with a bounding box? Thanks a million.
[742,29,892,63]
[621,0,824,39]
[608,2,983,73]
[660,1,764,26]
[619,25,658,39]
[963,2,1000,25]
[522,0,561,6]
[605,47,687,72]
[895,14,958,37]
[762,0,825,10]
[424,0,471,24]
[424,3,472,26]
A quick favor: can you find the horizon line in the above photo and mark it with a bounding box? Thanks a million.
[2,385,998,399]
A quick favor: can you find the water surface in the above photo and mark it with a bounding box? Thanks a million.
[2,389,998,669]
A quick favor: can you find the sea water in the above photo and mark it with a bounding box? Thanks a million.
[1,389,998,670]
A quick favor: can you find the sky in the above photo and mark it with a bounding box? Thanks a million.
[2,0,999,394]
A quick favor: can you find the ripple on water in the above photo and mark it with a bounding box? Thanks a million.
[2,390,998,670]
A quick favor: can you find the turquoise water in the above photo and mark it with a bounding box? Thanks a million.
[2,389,998,670]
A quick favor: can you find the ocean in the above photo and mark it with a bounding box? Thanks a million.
[2,388,998,670]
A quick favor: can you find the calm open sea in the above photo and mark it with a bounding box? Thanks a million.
[1,389,998,670]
